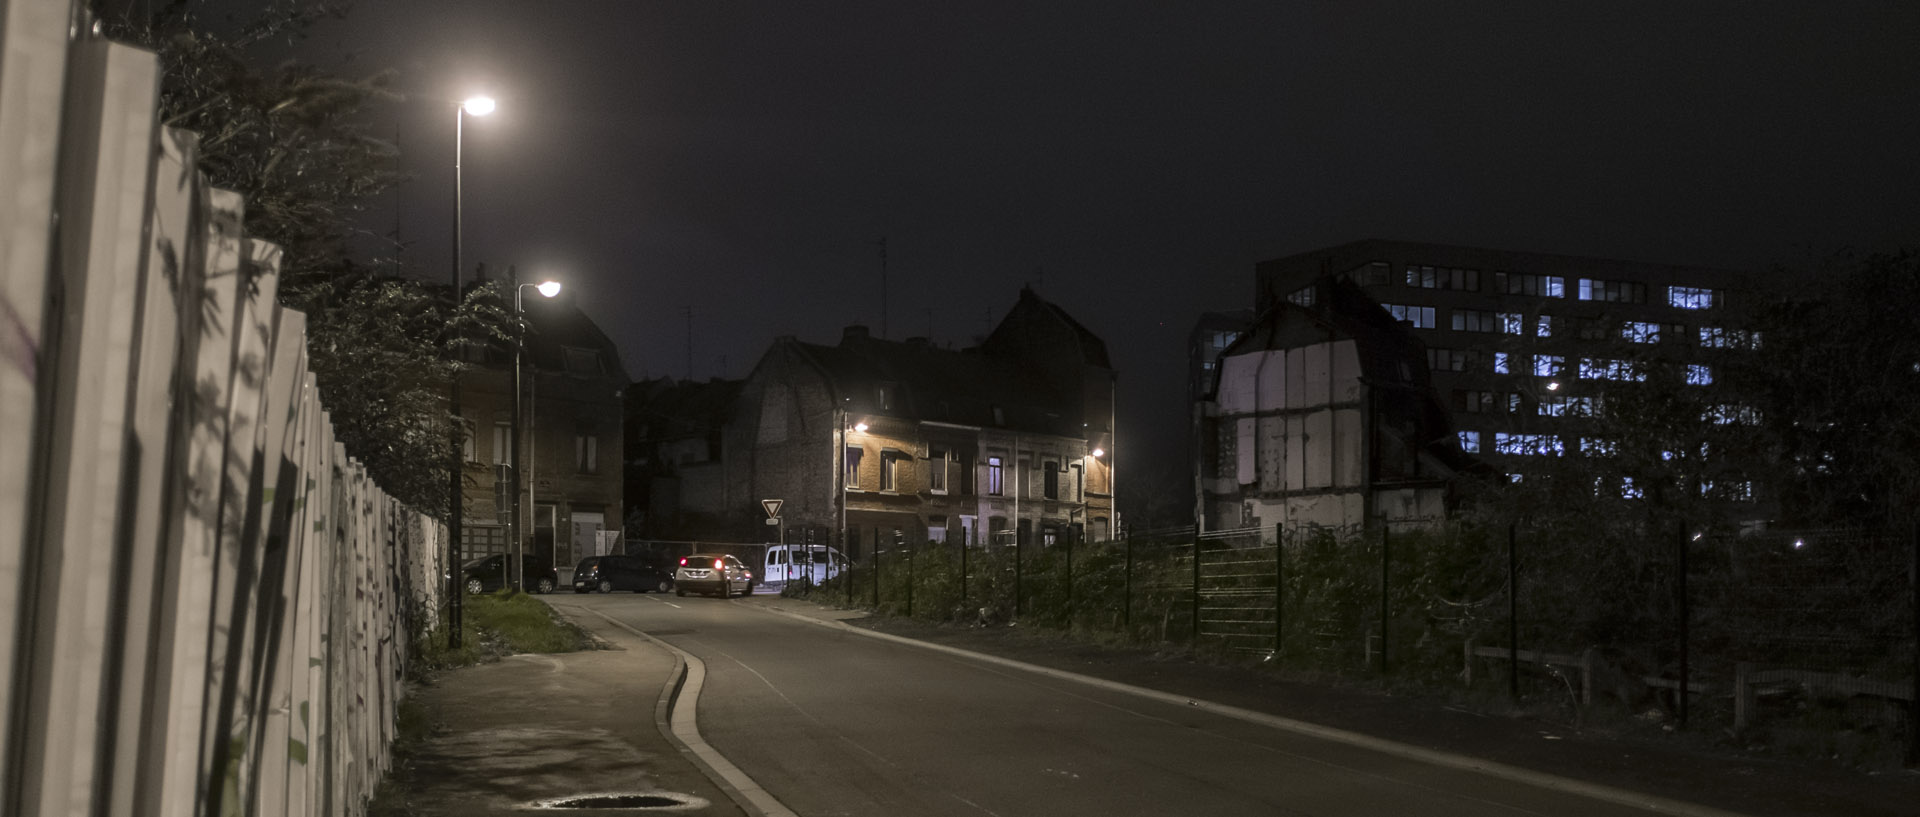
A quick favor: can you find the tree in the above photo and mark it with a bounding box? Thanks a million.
[1736,250,1920,529]
[96,1,509,511]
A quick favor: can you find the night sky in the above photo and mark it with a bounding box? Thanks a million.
[254,1,1920,480]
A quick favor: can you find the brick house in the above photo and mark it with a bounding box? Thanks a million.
[706,288,1117,558]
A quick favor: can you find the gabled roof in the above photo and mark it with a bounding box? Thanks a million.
[784,333,1079,436]
[981,286,1112,370]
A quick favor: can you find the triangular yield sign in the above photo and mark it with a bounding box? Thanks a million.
[761,498,783,518]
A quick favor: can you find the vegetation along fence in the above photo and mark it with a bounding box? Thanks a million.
[1,10,444,816]
[806,520,1919,765]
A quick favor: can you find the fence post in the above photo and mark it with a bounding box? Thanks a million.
[960,536,969,605]
[1677,521,1689,730]
[1910,519,1919,768]
[1379,525,1390,675]
[1191,538,1202,647]
[1507,522,1519,699]
[1014,534,1023,618]
[1064,534,1074,629]
[1274,523,1285,660]
[1123,534,1133,632]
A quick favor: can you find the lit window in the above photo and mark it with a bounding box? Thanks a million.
[1577,278,1646,303]
[1536,315,1556,337]
[846,448,864,488]
[1621,477,1644,499]
[1458,430,1480,453]
[1686,364,1714,386]
[1579,358,1645,382]
[1668,286,1717,310]
[1499,313,1526,335]
[929,449,948,494]
[1382,303,1436,328]
[1494,352,1515,374]
[1533,355,1564,377]
[986,456,1003,495]
[1704,404,1760,425]
[1580,437,1618,456]
[1622,321,1661,344]
[1494,432,1563,456]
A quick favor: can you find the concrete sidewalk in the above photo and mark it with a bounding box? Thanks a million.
[384,607,744,816]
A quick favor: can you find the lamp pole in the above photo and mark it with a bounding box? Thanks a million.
[512,279,561,591]
[448,95,493,647]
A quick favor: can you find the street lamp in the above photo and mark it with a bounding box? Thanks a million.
[510,278,561,591]
[448,94,494,648]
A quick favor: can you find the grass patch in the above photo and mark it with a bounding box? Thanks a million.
[408,590,595,679]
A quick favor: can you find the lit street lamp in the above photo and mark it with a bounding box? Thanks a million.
[448,94,494,648]
[510,278,561,591]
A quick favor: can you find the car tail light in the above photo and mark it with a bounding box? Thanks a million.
[679,557,688,566]
[713,559,724,570]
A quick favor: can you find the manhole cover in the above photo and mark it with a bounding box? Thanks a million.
[527,791,707,811]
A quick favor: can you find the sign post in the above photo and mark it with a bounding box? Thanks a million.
[762,499,784,585]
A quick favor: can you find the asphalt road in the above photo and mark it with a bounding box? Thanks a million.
[565,590,1736,817]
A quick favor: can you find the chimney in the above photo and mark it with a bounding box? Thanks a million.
[842,324,871,345]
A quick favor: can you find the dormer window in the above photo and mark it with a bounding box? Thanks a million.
[564,347,603,375]
[877,385,894,411]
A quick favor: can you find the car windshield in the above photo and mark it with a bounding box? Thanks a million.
[574,558,599,570]
[462,556,494,570]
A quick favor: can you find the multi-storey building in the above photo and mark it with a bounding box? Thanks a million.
[623,376,743,539]
[715,288,1117,557]
[1250,239,1756,485]
[458,277,627,581]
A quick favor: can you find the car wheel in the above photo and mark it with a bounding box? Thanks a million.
[598,580,614,594]
[535,577,555,594]
[465,577,483,595]
[657,579,672,593]
[721,580,732,598]
[746,581,757,595]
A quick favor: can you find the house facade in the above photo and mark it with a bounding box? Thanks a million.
[1196,276,1470,532]
[458,280,626,579]
[717,288,1117,558]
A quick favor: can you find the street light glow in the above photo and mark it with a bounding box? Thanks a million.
[853,421,869,433]
[462,95,496,116]
[1091,448,1105,458]
[536,280,562,297]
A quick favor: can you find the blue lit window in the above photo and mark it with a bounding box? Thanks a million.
[1458,430,1480,453]
[1686,364,1714,385]
[1669,286,1717,310]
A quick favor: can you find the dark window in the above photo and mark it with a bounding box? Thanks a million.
[1043,461,1060,500]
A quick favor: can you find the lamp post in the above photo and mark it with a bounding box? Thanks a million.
[511,279,561,591]
[447,94,493,648]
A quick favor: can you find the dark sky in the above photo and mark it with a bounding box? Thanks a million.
[257,1,1920,479]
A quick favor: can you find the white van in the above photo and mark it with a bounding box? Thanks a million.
[763,545,848,586]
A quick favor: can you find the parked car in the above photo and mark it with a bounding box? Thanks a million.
[673,553,754,597]
[573,554,676,594]
[462,553,558,594]
[762,544,848,586]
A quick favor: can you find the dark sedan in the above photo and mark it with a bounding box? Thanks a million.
[462,554,558,594]
[573,554,676,594]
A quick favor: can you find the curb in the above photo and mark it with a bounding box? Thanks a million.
[748,600,1752,817]
[555,604,799,817]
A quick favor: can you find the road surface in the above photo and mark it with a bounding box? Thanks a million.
[560,590,1736,817]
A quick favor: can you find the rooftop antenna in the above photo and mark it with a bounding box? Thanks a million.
[875,236,889,340]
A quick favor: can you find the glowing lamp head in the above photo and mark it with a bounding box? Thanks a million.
[535,280,562,298]
[1091,448,1105,458]
[461,96,496,116]
[853,421,869,433]
[1545,381,1561,392]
